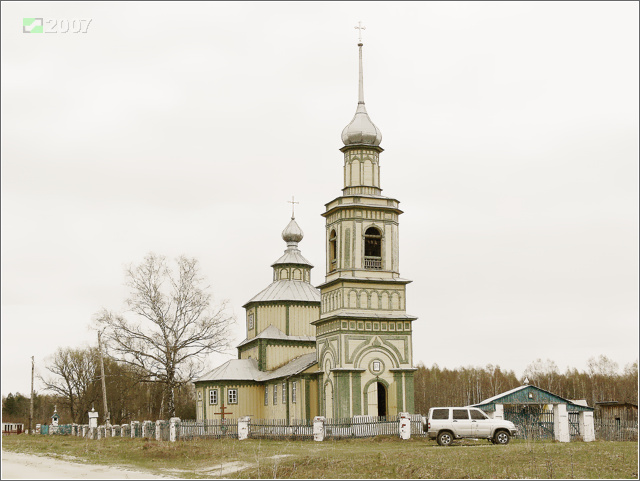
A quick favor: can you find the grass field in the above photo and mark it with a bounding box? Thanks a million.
[2,435,637,479]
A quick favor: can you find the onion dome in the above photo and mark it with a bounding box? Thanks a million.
[341,42,382,146]
[282,217,304,246]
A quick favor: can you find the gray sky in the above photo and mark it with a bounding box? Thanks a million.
[2,1,638,398]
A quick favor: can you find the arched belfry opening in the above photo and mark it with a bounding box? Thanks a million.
[329,230,337,271]
[377,382,387,418]
[364,227,382,269]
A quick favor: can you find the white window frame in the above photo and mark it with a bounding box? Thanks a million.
[209,389,218,405]
[264,385,269,405]
[273,384,278,405]
[282,382,286,404]
[228,389,238,405]
[292,381,297,404]
[248,312,254,330]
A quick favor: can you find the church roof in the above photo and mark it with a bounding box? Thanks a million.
[236,325,315,348]
[244,279,320,306]
[271,249,314,267]
[195,353,317,383]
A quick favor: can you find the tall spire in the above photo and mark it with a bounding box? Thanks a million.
[341,23,382,147]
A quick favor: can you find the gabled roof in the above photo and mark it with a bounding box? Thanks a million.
[195,353,318,383]
[470,384,594,411]
[237,325,315,348]
[244,279,320,306]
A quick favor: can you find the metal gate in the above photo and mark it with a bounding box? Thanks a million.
[504,405,554,440]
[568,412,580,439]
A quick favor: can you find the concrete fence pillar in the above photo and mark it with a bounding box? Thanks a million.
[579,411,595,442]
[238,416,251,440]
[131,421,138,438]
[82,425,87,437]
[313,416,325,442]
[169,417,180,442]
[399,412,411,440]
[111,425,118,437]
[493,404,505,420]
[553,404,570,442]
[97,426,103,440]
[121,424,128,437]
[156,421,162,441]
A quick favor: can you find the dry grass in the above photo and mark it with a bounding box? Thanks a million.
[2,434,637,479]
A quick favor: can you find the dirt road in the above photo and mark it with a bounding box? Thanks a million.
[1,450,167,479]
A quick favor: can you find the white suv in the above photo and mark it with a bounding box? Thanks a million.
[424,407,517,446]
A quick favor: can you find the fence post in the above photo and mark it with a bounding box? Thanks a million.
[131,421,138,438]
[97,425,103,440]
[169,417,180,442]
[579,411,595,442]
[399,412,411,440]
[553,404,570,442]
[121,424,128,437]
[238,416,251,440]
[313,416,325,442]
[155,420,162,441]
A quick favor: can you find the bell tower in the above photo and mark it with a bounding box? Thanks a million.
[314,31,417,419]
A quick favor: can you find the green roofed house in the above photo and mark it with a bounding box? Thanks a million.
[470,382,595,442]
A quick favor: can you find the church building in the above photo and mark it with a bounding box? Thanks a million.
[194,36,416,422]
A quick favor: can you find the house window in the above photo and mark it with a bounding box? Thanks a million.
[228,389,238,404]
[364,227,382,269]
[282,382,286,404]
[292,382,297,404]
[209,389,218,405]
[329,230,337,271]
[264,385,269,405]
[248,312,254,330]
[273,384,278,405]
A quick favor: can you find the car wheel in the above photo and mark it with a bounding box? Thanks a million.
[494,430,510,445]
[437,431,453,446]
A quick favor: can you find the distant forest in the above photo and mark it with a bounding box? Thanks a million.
[414,355,638,414]
[3,354,637,425]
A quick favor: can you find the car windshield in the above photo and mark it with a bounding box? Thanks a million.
[470,409,489,420]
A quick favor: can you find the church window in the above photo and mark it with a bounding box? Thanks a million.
[273,384,278,405]
[282,382,286,403]
[373,361,381,373]
[364,227,382,269]
[248,313,254,330]
[329,230,337,271]
[209,389,218,405]
[228,389,238,404]
[264,386,269,405]
[292,382,297,403]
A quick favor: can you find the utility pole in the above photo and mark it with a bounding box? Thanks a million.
[29,356,34,435]
[97,330,110,428]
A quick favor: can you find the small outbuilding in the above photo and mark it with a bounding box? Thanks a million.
[594,401,638,422]
[470,383,595,442]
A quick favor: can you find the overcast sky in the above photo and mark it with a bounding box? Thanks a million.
[2,1,638,398]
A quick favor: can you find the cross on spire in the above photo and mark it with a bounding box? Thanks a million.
[287,196,299,219]
[354,21,366,44]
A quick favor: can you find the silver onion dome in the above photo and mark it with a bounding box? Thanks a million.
[282,217,304,245]
[341,42,382,146]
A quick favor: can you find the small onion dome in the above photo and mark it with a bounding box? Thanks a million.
[282,217,304,244]
[341,104,382,146]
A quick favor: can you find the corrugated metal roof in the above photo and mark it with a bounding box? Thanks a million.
[237,325,315,348]
[196,353,317,383]
[245,279,320,305]
[195,358,262,382]
[471,385,594,411]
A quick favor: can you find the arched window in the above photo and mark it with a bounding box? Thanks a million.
[364,227,382,269]
[329,230,337,271]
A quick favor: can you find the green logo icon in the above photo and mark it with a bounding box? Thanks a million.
[23,18,43,33]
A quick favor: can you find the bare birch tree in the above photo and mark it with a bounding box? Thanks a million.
[97,253,234,417]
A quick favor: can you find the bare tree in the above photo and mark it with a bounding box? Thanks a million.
[40,347,101,423]
[97,253,234,418]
